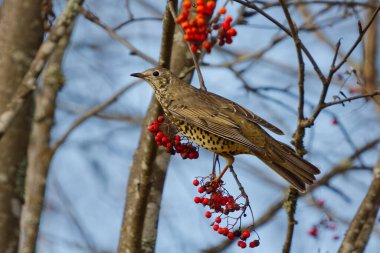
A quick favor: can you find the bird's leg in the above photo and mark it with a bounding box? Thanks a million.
[214,156,234,182]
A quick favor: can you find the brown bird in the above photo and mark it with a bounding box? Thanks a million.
[131,67,320,192]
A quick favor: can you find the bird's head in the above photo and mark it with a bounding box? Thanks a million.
[131,67,172,95]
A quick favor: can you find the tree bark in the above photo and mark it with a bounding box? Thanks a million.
[118,0,215,252]
[17,0,84,251]
[362,0,379,112]
[338,157,380,253]
[18,26,74,253]
[118,1,177,252]
[0,1,44,252]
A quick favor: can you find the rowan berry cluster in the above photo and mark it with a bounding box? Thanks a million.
[176,1,237,53]
[148,115,199,159]
[308,199,339,240]
[192,176,260,249]
[308,218,339,240]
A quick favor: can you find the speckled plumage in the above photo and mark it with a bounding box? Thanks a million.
[131,67,320,192]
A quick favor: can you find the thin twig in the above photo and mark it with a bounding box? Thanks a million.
[333,6,380,72]
[233,0,327,83]
[80,7,157,65]
[322,90,380,109]
[278,0,306,251]
[51,81,140,152]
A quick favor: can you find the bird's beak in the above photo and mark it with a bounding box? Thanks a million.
[131,72,144,78]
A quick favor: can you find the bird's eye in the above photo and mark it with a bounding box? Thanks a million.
[153,71,160,76]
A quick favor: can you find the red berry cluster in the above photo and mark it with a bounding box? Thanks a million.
[176,0,215,53]
[192,177,259,249]
[308,218,339,240]
[214,13,237,46]
[148,115,199,159]
[176,1,237,53]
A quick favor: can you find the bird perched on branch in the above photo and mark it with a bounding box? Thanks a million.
[131,67,320,192]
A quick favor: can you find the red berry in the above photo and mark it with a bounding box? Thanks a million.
[181,152,188,159]
[183,33,191,41]
[196,5,205,14]
[191,44,198,52]
[223,227,229,236]
[218,227,224,234]
[188,152,195,159]
[227,28,237,36]
[238,241,246,248]
[309,227,318,237]
[162,136,170,144]
[198,186,205,193]
[249,240,260,248]
[241,230,250,239]
[193,179,199,186]
[215,216,221,223]
[157,115,165,122]
[196,17,205,26]
[213,224,219,231]
[196,0,204,5]
[349,87,359,94]
[206,1,215,9]
[221,22,230,30]
[332,118,338,125]
[205,211,212,218]
[202,198,209,205]
[219,7,226,15]
[194,197,201,203]
[202,41,212,52]
[316,199,325,207]
[227,232,235,240]
[182,0,191,9]
[225,15,233,23]
[225,37,233,44]
[156,131,164,139]
[174,135,181,142]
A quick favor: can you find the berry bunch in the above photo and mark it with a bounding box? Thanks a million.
[176,1,238,53]
[192,176,260,249]
[148,115,199,159]
[217,15,237,46]
[308,215,339,240]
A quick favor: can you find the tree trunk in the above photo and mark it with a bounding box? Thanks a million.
[0,1,44,252]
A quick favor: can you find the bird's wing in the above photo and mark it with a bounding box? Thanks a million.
[208,92,284,135]
[168,103,263,153]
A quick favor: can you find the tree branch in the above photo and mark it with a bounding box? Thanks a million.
[338,157,380,253]
[18,14,77,253]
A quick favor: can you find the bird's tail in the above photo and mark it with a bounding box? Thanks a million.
[257,138,320,192]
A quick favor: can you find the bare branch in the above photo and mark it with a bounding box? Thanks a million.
[51,81,141,153]
[18,8,79,252]
[80,7,158,65]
